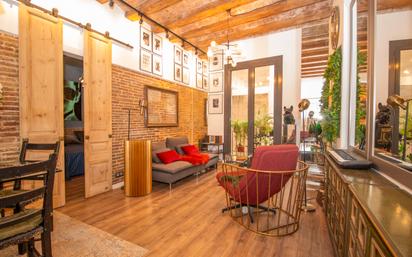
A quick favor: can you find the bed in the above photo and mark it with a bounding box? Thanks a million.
[64,143,85,180]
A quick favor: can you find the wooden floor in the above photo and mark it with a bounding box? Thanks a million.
[59,168,334,257]
[65,176,85,203]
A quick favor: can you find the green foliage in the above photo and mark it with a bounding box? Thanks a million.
[231,120,248,146]
[320,47,342,145]
[355,49,367,145]
[254,114,273,146]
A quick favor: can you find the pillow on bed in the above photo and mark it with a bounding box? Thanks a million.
[64,134,81,145]
[74,131,84,143]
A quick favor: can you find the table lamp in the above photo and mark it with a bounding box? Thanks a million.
[387,94,412,160]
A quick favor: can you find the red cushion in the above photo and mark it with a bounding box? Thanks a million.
[181,145,199,155]
[156,150,181,164]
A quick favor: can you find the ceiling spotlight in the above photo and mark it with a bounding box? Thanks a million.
[211,41,217,47]
[181,41,185,48]
[109,0,114,8]
[195,48,198,56]
[139,13,143,25]
[165,30,169,39]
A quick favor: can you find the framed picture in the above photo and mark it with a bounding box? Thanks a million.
[209,72,223,92]
[182,67,189,84]
[209,50,224,71]
[145,86,178,127]
[174,46,182,64]
[202,61,208,74]
[197,59,203,74]
[183,51,190,67]
[140,26,152,51]
[152,54,162,76]
[202,75,208,90]
[208,94,223,114]
[153,35,162,55]
[196,73,203,89]
[140,49,152,73]
[174,64,182,82]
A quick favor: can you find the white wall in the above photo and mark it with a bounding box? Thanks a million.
[375,10,412,107]
[0,0,202,89]
[207,29,302,136]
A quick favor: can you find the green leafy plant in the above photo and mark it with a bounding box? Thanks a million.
[320,47,342,146]
[355,49,367,145]
[231,120,248,152]
[254,114,273,146]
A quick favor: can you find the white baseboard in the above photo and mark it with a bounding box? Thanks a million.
[112,181,124,190]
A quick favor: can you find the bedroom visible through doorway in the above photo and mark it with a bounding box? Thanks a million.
[63,54,85,202]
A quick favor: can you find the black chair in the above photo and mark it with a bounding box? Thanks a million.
[14,139,60,190]
[0,153,58,257]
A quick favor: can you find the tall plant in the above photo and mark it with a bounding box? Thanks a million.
[320,47,342,146]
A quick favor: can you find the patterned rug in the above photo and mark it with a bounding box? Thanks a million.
[2,211,148,257]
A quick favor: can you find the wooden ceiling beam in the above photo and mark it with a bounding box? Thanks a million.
[126,0,183,16]
[96,0,109,3]
[177,0,325,38]
[191,1,331,49]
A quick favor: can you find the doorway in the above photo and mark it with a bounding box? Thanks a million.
[224,56,283,159]
[63,54,85,202]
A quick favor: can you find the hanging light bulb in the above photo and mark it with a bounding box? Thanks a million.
[211,41,217,47]
[207,48,213,58]
[231,60,237,68]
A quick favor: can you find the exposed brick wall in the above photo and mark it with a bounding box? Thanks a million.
[0,32,20,163]
[0,31,207,185]
[112,65,207,183]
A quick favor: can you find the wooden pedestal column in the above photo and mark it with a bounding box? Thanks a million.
[124,140,152,196]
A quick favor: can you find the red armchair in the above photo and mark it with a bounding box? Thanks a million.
[217,144,308,236]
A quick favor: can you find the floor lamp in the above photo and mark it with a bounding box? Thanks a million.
[387,94,412,160]
[299,99,316,212]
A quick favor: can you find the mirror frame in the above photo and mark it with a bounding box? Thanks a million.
[364,0,412,189]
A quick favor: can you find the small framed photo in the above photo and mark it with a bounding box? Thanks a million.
[209,72,223,92]
[152,54,162,76]
[197,59,203,74]
[140,26,152,51]
[208,94,223,114]
[202,75,208,90]
[153,35,162,55]
[196,73,203,89]
[183,51,190,67]
[174,46,182,64]
[202,61,208,74]
[140,49,152,73]
[174,64,182,82]
[209,50,224,71]
[183,67,189,84]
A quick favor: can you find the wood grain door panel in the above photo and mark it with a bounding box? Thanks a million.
[19,5,65,208]
[83,30,112,198]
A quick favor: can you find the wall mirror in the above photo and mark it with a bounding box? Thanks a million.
[348,0,368,152]
[145,86,179,127]
[371,1,412,178]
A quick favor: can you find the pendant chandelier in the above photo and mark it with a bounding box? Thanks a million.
[207,9,243,68]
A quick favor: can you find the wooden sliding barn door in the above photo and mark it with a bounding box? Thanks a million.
[19,5,65,207]
[83,30,113,198]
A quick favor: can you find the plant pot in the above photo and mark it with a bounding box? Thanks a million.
[237,145,245,153]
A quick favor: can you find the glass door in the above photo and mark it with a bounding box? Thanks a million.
[224,56,283,159]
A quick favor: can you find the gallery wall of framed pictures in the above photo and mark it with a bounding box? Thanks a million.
[196,58,209,91]
[140,25,163,76]
[208,50,224,115]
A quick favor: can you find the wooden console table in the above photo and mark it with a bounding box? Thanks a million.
[324,155,411,257]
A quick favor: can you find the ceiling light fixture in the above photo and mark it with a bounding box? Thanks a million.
[139,13,143,25]
[207,9,243,68]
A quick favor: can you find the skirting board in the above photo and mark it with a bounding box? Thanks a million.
[112,181,124,190]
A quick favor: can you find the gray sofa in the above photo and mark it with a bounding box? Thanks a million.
[151,137,219,189]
